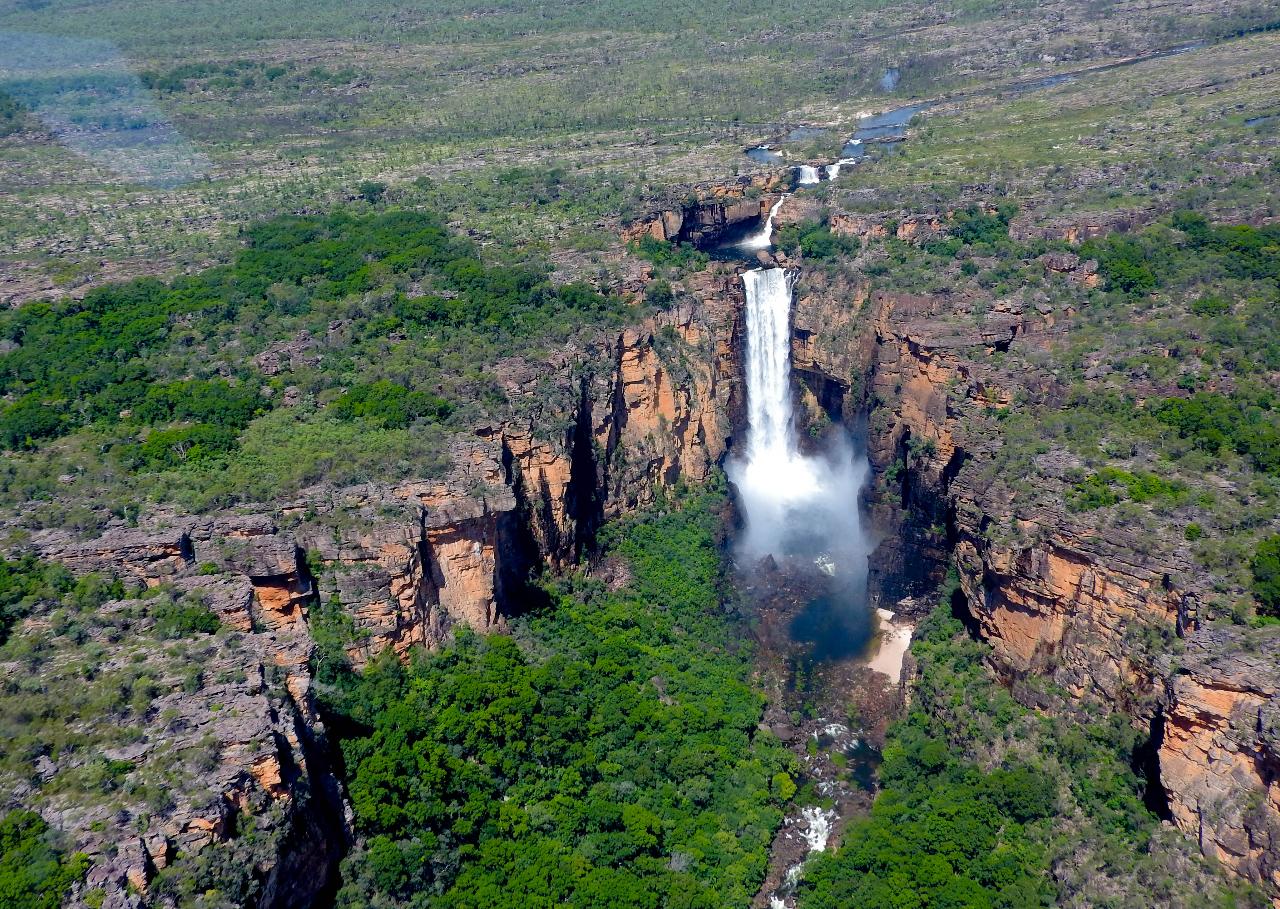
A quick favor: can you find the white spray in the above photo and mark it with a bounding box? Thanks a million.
[796,165,820,185]
[825,158,857,179]
[731,263,874,909]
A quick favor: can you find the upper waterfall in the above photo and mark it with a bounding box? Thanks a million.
[740,195,788,251]
[738,268,814,497]
[796,165,820,185]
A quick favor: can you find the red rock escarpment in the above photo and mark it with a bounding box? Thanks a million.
[621,173,788,245]
[499,268,744,563]
[804,279,1278,898]
[4,588,348,909]
[1160,629,1280,895]
[31,269,747,663]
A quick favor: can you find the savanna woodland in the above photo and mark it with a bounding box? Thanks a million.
[0,1,1278,908]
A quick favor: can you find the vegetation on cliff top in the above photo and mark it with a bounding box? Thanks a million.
[861,208,1280,623]
[0,206,635,523]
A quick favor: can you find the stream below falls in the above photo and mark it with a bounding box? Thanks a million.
[726,256,915,906]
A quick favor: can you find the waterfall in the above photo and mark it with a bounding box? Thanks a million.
[738,268,809,491]
[826,157,856,179]
[796,165,820,185]
[799,806,835,851]
[740,195,788,251]
[731,269,876,909]
[729,268,872,572]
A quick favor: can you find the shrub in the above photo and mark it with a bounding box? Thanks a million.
[1154,392,1280,475]
[358,180,388,204]
[152,600,220,638]
[1068,467,1186,511]
[331,381,452,429]
[126,424,239,470]
[776,221,860,260]
[1250,535,1280,617]
[132,379,265,430]
[1191,294,1231,316]
[0,810,89,909]
[628,236,708,269]
[0,557,122,646]
[948,203,1016,246]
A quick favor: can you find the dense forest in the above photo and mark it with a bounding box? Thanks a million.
[313,483,788,908]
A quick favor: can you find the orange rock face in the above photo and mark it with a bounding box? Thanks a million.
[293,468,518,666]
[1159,633,1280,896]
[620,173,787,246]
[252,575,312,628]
[847,282,1279,901]
[500,270,742,564]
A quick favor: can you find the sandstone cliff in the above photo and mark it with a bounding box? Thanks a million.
[621,173,788,246]
[822,275,1280,900]
[1160,627,1280,893]
[19,208,1278,904]
[495,266,744,566]
[1,580,348,909]
[8,258,756,907]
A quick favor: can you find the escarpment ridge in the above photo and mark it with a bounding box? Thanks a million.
[12,195,1280,905]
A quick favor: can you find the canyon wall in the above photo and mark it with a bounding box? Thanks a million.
[32,266,744,656]
[817,280,1280,899]
[21,230,1278,902]
[4,574,349,909]
[622,173,788,247]
[17,261,749,908]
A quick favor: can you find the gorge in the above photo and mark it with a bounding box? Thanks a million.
[11,158,1279,909]
[3,17,1280,907]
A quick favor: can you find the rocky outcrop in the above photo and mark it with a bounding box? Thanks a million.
[830,212,947,244]
[1039,251,1100,287]
[861,288,1201,702]
[499,267,744,563]
[1159,627,1280,894]
[1,585,348,909]
[621,173,788,247]
[30,526,192,585]
[795,273,1280,899]
[190,516,312,630]
[1010,207,1157,243]
[951,510,1188,709]
[27,264,749,666]
[289,466,521,666]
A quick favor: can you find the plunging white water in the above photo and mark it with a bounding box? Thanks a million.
[740,195,788,251]
[825,157,857,179]
[796,165,820,185]
[733,266,874,909]
[800,806,835,851]
[728,267,870,567]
